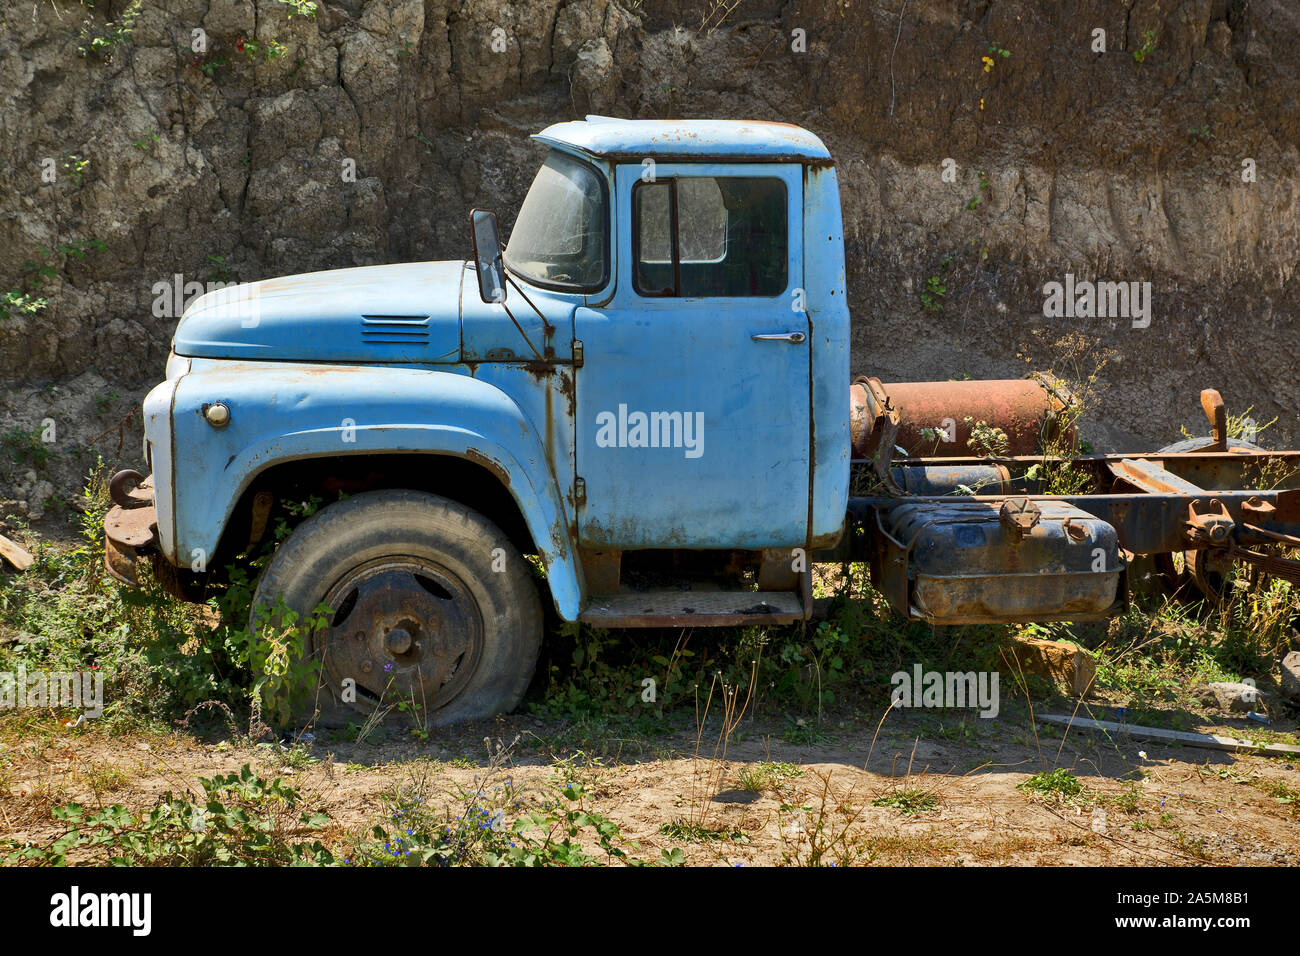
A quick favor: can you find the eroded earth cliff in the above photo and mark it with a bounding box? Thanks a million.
[1,0,1298,513]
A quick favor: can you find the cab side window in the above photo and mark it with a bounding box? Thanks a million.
[633,177,787,297]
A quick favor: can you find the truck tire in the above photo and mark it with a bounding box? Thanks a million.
[1153,436,1263,601]
[250,489,542,728]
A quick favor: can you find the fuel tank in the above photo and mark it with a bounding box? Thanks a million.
[874,499,1123,624]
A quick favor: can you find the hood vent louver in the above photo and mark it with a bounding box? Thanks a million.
[361,314,431,343]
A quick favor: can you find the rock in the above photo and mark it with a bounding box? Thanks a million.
[24,481,55,520]
[203,0,256,38]
[1280,652,1300,704]
[1189,684,1220,708]
[1001,636,1097,697]
[1207,21,1233,58]
[1207,681,1266,714]
[571,38,617,113]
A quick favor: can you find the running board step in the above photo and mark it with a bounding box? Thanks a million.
[579,590,805,628]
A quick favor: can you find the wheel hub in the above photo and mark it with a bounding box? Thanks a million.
[316,557,483,712]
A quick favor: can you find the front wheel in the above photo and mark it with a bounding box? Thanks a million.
[251,489,543,727]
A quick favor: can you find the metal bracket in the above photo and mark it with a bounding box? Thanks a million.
[1200,389,1227,451]
[1186,497,1234,545]
[999,497,1042,539]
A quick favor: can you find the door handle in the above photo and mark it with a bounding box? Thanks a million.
[751,331,806,344]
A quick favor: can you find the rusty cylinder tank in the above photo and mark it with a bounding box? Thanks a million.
[850,377,1076,459]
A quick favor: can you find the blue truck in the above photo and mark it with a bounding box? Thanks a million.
[104,117,1300,725]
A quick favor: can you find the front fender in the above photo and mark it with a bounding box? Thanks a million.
[165,361,584,618]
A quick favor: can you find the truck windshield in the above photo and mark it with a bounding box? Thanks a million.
[504,151,607,291]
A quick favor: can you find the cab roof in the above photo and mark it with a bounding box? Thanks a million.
[533,116,832,164]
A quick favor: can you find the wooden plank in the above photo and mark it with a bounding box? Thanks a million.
[1035,713,1300,756]
[0,533,34,572]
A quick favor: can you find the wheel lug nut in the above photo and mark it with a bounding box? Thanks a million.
[386,628,413,655]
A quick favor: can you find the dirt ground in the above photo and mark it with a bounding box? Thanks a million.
[3,701,1297,866]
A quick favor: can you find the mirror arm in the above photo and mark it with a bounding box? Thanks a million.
[502,267,555,336]
[498,300,544,360]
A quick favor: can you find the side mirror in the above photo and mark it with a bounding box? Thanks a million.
[470,208,507,304]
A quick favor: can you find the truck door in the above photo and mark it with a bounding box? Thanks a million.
[574,162,809,549]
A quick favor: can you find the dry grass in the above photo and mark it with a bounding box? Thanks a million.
[3,707,1298,866]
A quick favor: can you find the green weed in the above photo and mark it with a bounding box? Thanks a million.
[3,764,333,866]
[1017,768,1083,798]
[872,787,939,815]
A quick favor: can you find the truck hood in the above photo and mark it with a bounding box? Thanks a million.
[172,260,465,363]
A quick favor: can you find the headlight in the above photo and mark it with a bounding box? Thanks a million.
[165,350,191,381]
